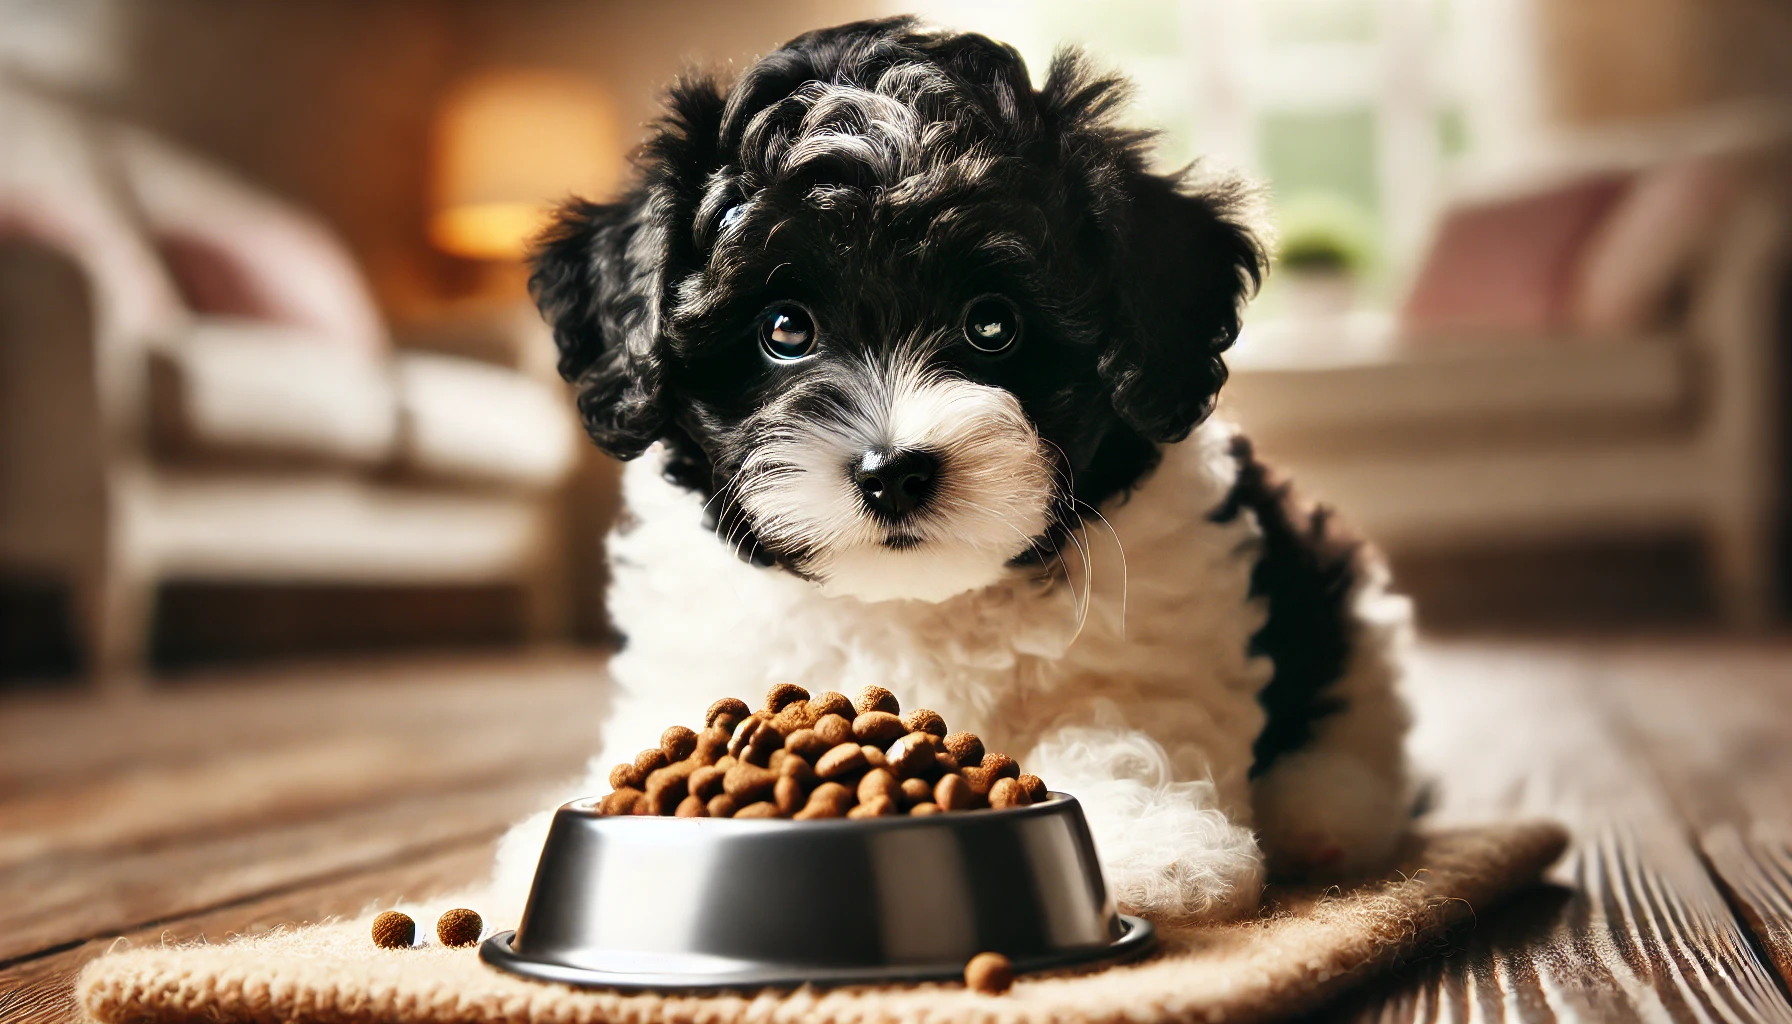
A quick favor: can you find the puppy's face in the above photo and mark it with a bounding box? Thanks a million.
[534,18,1263,603]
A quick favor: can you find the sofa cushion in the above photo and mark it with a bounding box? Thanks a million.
[115,127,389,356]
[149,319,399,466]
[394,353,577,489]
[1401,173,1632,337]
[1222,331,1687,445]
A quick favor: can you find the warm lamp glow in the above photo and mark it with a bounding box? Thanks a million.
[429,70,622,261]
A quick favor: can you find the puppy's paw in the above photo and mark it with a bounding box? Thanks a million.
[1074,779,1266,922]
[1252,749,1406,882]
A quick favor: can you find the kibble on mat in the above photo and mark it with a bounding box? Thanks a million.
[370,911,415,949]
[435,908,483,948]
[965,951,1015,993]
[595,684,1049,819]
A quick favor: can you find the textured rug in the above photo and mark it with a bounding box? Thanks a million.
[78,822,1566,1024]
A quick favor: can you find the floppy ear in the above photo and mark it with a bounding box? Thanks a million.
[1100,171,1266,443]
[529,197,665,461]
[528,77,727,461]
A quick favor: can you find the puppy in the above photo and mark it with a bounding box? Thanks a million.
[499,17,1412,923]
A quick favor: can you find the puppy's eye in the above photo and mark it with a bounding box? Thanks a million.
[962,295,1021,353]
[759,304,817,360]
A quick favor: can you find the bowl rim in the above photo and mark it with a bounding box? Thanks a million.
[559,790,1083,830]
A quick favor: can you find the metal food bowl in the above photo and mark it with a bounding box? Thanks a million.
[480,792,1155,991]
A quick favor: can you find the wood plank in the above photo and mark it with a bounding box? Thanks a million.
[0,774,567,964]
[1333,643,1792,1024]
[1588,642,1792,991]
[0,648,609,798]
[0,704,598,868]
[0,838,496,1024]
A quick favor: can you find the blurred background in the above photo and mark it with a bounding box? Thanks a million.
[2,0,1790,688]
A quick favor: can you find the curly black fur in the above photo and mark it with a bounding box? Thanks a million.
[1209,435,1371,778]
[530,17,1265,554]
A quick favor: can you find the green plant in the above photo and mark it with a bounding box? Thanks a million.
[1274,192,1378,275]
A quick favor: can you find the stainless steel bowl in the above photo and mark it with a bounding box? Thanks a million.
[480,792,1154,990]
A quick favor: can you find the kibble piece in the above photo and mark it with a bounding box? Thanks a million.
[436,908,483,948]
[813,713,854,747]
[809,691,854,719]
[768,748,791,773]
[981,752,1020,780]
[959,766,996,797]
[771,700,817,734]
[675,795,708,817]
[858,767,901,806]
[860,744,889,770]
[689,764,726,800]
[1017,774,1048,803]
[774,774,806,815]
[800,780,854,817]
[988,777,1031,809]
[778,754,817,787]
[853,711,908,746]
[903,708,948,738]
[707,793,740,818]
[785,728,830,760]
[886,732,935,778]
[763,682,811,713]
[935,751,961,775]
[816,742,869,780]
[854,685,901,716]
[692,726,730,765]
[599,788,644,816]
[607,762,640,791]
[730,717,782,764]
[965,951,1014,994]
[735,800,782,819]
[943,732,985,766]
[371,910,415,949]
[634,747,670,778]
[723,762,778,802]
[713,754,737,773]
[909,801,942,816]
[661,725,698,763]
[644,760,697,814]
[935,773,980,811]
[706,697,751,731]
[899,776,934,806]
[848,795,898,818]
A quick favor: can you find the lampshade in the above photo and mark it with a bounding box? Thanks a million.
[429,70,622,261]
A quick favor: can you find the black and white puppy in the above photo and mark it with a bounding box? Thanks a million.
[501,17,1411,922]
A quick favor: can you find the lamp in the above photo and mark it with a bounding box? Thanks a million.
[429,70,622,261]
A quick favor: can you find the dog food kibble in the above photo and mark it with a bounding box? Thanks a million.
[436,908,483,948]
[810,690,854,719]
[965,951,1015,994]
[763,682,810,713]
[903,708,948,737]
[660,725,698,762]
[943,731,985,765]
[595,684,1051,818]
[854,685,901,716]
[371,910,415,949]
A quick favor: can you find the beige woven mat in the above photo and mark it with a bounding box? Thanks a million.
[78,822,1566,1024]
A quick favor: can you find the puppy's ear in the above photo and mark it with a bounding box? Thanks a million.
[528,76,728,461]
[530,197,665,461]
[1100,170,1265,443]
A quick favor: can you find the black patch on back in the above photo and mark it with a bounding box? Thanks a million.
[1208,434,1367,778]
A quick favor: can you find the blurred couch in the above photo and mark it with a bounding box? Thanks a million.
[0,86,580,681]
[1224,122,1791,626]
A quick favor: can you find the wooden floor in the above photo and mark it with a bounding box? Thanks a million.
[2,638,1791,1023]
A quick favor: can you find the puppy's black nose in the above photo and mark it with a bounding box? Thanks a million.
[853,447,938,519]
